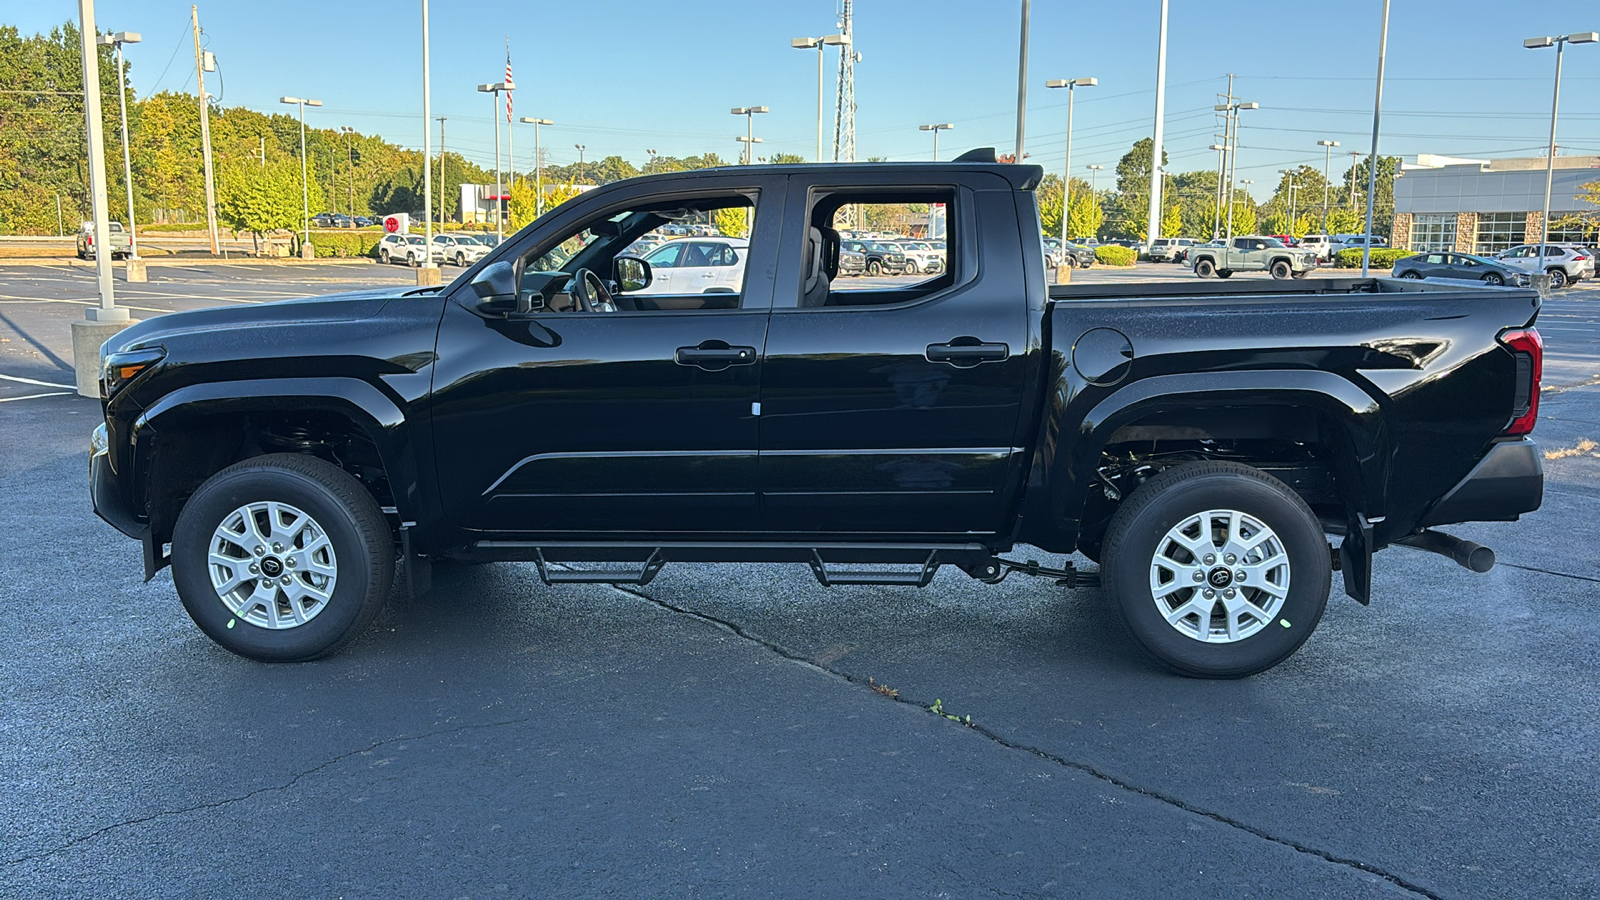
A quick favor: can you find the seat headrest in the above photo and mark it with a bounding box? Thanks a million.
[803,226,824,293]
[817,226,841,280]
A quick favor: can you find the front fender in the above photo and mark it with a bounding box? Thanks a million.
[1017,369,1389,551]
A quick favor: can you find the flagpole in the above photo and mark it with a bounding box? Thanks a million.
[505,37,514,193]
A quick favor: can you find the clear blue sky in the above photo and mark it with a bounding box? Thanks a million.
[15,1,1600,201]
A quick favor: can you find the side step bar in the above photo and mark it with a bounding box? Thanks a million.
[463,541,1099,589]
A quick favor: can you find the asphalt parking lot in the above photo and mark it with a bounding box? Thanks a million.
[2,261,1598,898]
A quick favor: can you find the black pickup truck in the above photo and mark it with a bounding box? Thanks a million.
[90,151,1544,677]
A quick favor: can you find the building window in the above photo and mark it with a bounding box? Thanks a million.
[1475,212,1526,255]
[1546,217,1599,246]
[1409,214,1456,252]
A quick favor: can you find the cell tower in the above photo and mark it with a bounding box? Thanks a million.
[832,0,856,162]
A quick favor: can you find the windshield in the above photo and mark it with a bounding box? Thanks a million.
[866,242,897,253]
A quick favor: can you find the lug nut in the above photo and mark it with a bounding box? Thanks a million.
[1203,588,1216,599]
[1224,588,1236,599]
[253,546,265,557]
[1203,553,1216,565]
[285,557,297,568]
[1224,553,1237,565]
[1235,570,1246,582]
[248,563,259,574]
[1192,571,1205,582]
[281,576,293,586]
[272,542,283,553]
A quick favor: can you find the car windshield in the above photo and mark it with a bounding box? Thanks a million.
[1258,237,1286,248]
[903,242,930,251]
[867,242,897,253]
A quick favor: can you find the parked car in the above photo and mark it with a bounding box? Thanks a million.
[1059,241,1096,268]
[1494,244,1593,289]
[376,233,443,266]
[1298,234,1334,261]
[629,237,748,294]
[433,234,491,267]
[1188,236,1318,279]
[841,239,908,276]
[353,216,375,228]
[1331,234,1389,255]
[1148,238,1197,262]
[838,246,867,276]
[311,212,336,228]
[91,154,1544,681]
[1392,251,1530,286]
[75,220,132,260]
[895,240,945,275]
[326,213,353,229]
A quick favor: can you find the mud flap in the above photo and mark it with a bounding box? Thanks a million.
[399,524,431,599]
[1339,513,1373,605]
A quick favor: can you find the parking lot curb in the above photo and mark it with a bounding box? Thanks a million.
[0,257,379,268]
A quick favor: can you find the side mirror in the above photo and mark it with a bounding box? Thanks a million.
[469,261,517,314]
[616,256,652,292]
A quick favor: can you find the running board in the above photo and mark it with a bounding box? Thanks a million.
[809,550,941,587]
[532,549,667,587]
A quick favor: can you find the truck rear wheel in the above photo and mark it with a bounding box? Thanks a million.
[1193,259,1215,278]
[171,453,393,662]
[1101,461,1330,678]
[1270,260,1292,279]
[1216,270,1232,279]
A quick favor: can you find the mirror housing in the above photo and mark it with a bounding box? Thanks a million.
[615,256,652,293]
[469,261,517,314]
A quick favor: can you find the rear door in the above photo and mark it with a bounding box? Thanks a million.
[755,174,1034,536]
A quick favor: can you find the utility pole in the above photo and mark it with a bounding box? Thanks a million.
[1145,0,1169,251]
[1014,0,1030,161]
[421,0,435,281]
[1347,150,1362,209]
[521,117,552,216]
[1318,139,1340,233]
[1210,141,1226,239]
[99,31,141,259]
[191,5,218,255]
[1362,0,1391,277]
[437,116,447,228]
[73,0,131,399]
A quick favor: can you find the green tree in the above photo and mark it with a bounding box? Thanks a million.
[712,205,749,237]
[215,158,311,252]
[769,152,807,164]
[1067,190,1104,241]
[1115,137,1167,194]
[507,178,539,231]
[1343,155,1400,236]
[1228,199,1257,236]
[1161,200,1183,238]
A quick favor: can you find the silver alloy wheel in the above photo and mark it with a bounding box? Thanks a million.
[207,501,338,629]
[1148,508,1290,643]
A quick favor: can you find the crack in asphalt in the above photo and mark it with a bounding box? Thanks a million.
[1501,562,1600,583]
[0,715,539,869]
[606,581,1442,900]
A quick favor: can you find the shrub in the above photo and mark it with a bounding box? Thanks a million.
[1095,244,1137,266]
[1332,247,1416,269]
[306,231,384,259]
[139,223,206,233]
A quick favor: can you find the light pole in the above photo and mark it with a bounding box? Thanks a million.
[575,143,586,166]
[1215,100,1258,245]
[792,34,849,162]
[279,96,322,250]
[736,136,763,164]
[1014,0,1030,161]
[918,123,954,161]
[73,0,129,399]
[341,126,356,217]
[1278,169,1300,233]
[1046,77,1096,249]
[421,0,433,268]
[478,81,509,241]
[1317,139,1339,233]
[1145,0,1169,252]
[1086,164,1104,241]
[1209,142,1226,239]
[731,107,769,164]
[436,116,446,228]
[97,30,141,259]
[1525,31,1597,277]
[1361,0,1391,277]
[519,117,552,216]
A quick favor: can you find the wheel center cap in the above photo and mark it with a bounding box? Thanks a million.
[1207,566,1233,589]
[260,556,284,578]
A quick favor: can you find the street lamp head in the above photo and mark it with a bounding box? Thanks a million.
[520,117,552,125]
[792,37,821,49]
[1086,164,1103,170]
[1569,32,1599,44]
[279,97,300,104]
[97,31,141,46]
[304,99,322,107]
[736,136,764,143]
[1073,77,1098,87]
[919,123,954,131]
[1238,102,1259,110]
[822,34,850,45]
[1208,144,1226,151]
[478,82,510,93]
[1046,79,1069,89]
[1524,36,1556,48]
[1318,139,1340,148]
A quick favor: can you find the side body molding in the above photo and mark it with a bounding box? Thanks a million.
[1017,368,1389,552]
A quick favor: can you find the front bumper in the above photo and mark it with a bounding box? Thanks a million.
[91,423,166,579]
[1419,439,1544,527]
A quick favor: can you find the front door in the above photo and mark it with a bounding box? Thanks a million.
[429,178,781,536]
[755,177,1034,536]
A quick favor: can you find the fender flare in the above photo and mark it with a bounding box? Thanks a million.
[1018,369,1389,550]
[134,377,419,522]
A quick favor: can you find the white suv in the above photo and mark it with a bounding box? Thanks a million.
[631,237,748,295]
[377,233,444,267]
[1495,244,1593,288]
[894,240,945,275]
[1148,237,1197,262]
[433,234,490,267]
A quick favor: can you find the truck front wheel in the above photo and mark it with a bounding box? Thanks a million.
[1270,260,1292,279]
[171,453,394,662]
[1101,461,1330,678]
[1193,259,1215,278]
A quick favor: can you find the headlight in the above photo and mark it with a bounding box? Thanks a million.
[91,422,108,458]
[101,347,165,397]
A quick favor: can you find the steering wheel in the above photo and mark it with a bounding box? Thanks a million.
[571,268,617,313]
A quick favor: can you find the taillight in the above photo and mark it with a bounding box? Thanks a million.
[1498,328,1543,436]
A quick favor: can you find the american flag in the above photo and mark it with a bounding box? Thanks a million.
[504,41,514,122]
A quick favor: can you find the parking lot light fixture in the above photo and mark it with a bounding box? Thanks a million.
[1046,77,1096,249]
[731,107,769,164]
[1278,169,1300,230]
[918,123,954,161]
[1317,139,1340,233]
[1215,101,1257,246]
[520,117,553,216]
[1209,143,1226,238]
[736,135,764,164]
[478,82,510,241]
[793,35,848,161]
[97,30,141,259]
[1524,32,1597,274]
[1361,0,1391,277]
[279,96,323,248]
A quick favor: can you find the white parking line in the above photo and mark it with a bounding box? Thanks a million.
[0,373,75,389]
[0,391,72,403]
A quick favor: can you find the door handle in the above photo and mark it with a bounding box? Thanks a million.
[925,339,1010,367]
[675,341,757,371]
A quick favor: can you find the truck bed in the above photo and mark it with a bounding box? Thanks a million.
[1047,276,1535,303]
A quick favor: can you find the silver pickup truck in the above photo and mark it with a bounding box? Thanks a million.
[1188,235,1317,279]
[76,221,132,260]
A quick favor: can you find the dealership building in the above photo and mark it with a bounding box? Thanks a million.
[1392,154,1600,254]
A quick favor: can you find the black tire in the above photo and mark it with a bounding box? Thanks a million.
[903,260,919,275]
[1216,269,1233,279]
[1269,260,1292,280]
[171,453,394,662]
[1291,269,1309,279]
[455,252,466,267]
[1482,272,1504,286]
[379,250,390,264]
[1101,461,1330,678]
[867,260,882,276]
[77,249,87,260]
[1399,270,1422,279]
[1545,267,1567,289]
[1193,258,1215,278]
[407,253,419,267]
